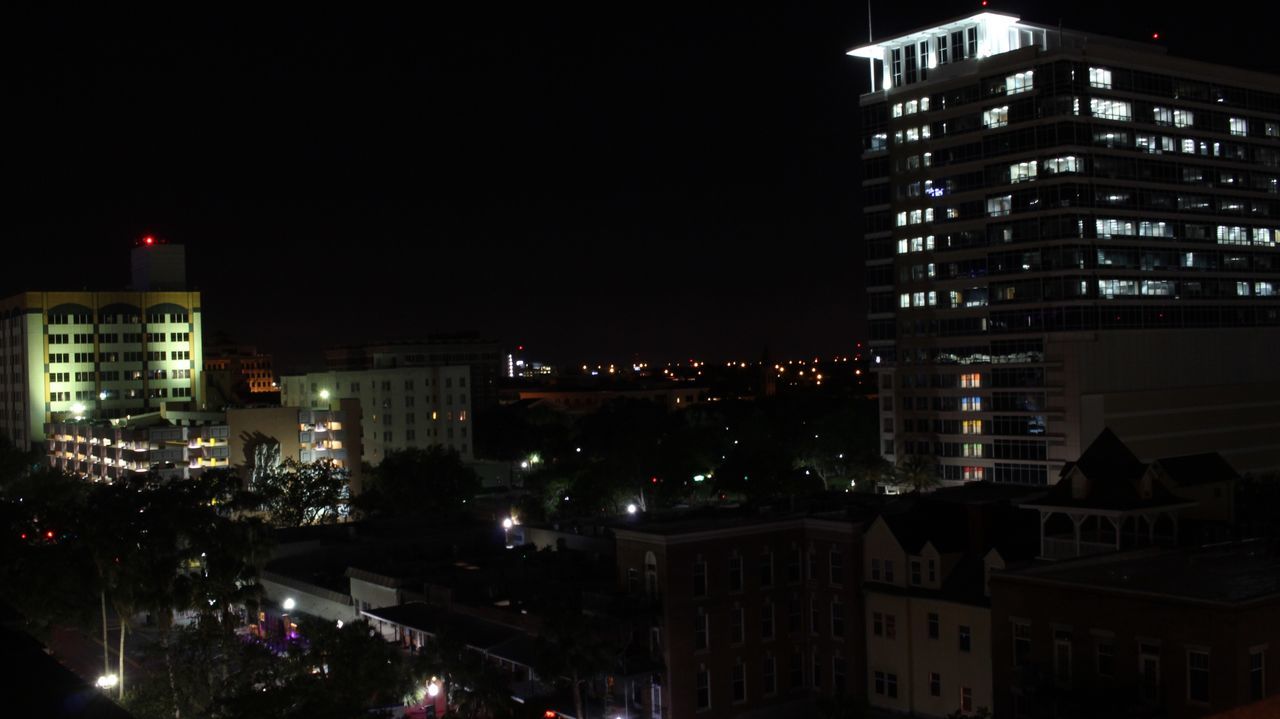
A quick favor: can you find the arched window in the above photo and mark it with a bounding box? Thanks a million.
[644,551,659,597]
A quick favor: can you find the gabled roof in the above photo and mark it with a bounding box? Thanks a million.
[1033,428,1189,512]
[1058,428,1146,483]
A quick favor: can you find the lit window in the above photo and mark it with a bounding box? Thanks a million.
[1230,117,1248,136]
[904,100,917,115]
[1096,218,1135,238]
[1005,70,1034,95]
[912,292,925,307]
[1091,98,1131,121]
[962,442,983,458]
[962,420,983,435]
[1217,225,1249,245]
[961,396,982,411]
[900,294,910,308]
[1174,109,1194,128]
[896,212,907,227]
[983,105,1008,128]
[1088,67,1111,89]
[960,372,981,388]
[1252,228,1274,247]
[1153,107,1172,126]
[1043,156,1080,174]
[987,195,1012,217]
[920,96,930,112]
[1009,160,1037,183]
[892,103,903,118]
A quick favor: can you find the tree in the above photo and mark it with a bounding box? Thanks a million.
[895,454,941,493]
[355,446,480,519]
[254,458,349,527]
[534,607,618,719]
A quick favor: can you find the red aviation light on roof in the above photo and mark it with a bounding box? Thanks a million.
[143,235,155,246]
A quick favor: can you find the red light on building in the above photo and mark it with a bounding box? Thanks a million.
[544,712,557,718]
[1152,32,1160,40]
[517,345,524,351]
[20,533,26,540]
[45,530,54,539]
[651,476,659,484]
[144,235,155,246]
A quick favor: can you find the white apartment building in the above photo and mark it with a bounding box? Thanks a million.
[280,365,473,464]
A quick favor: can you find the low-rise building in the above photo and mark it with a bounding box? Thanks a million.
[991,541,1280,718]
[45,408,229,480]
[226,404,362,492]
[862,484,1040,717]
[613,508,868,718]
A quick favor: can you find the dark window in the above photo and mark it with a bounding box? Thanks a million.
[1188,651,1210,704]
[928,613,940,639]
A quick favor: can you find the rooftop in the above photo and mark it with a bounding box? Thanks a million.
[1000,541,1280,605]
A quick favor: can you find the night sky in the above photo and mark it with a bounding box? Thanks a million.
[3,3,1276,370]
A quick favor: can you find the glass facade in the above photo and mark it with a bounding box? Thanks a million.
[859,16,1280,485]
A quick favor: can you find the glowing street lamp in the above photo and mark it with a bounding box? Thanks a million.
[96,674,119,690]
[626,503,638,515]
[282,597,296,611]
[70,402,87,419]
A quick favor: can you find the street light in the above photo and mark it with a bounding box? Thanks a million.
[626,503,638,515]
[96,674,119,689]
[282,597,296,611]
[70,402,87,419]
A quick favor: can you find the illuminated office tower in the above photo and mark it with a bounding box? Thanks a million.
[0,239,204,451]
[850,12,1280,484]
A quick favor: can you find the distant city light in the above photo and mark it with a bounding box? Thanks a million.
[693,474,706,483]
[626,503,638,515]
[336,620,344,628]
[282,597,296,611]
[502,518,513,530]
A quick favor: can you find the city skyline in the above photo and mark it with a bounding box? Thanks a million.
[9,3,1279,367]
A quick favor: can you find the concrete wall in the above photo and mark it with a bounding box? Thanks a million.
[1055,328,1280,474]
[259,573,357,624]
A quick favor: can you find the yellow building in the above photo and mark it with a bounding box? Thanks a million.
[0,289,204,450]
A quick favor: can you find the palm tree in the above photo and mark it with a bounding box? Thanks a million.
[895,454,941,493]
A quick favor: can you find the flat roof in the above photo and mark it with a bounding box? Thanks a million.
[999,541,1280,605]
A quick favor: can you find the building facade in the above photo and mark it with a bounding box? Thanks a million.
[613,514,865,719]
[322,337,502,410]
[1,290,205,450]
[850,12,1280,485]
[205,346,277,406]
[45,409,228,480]
[990,543,1280,718]
[226,405,361,490]
[280,365,473,464]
